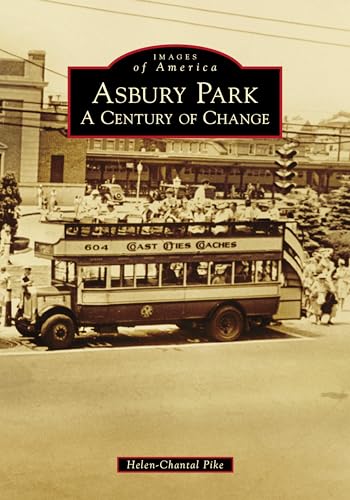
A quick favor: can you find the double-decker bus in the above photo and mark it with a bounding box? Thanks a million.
[15,220,305,349]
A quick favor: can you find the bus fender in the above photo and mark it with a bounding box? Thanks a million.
[36,305,78,331]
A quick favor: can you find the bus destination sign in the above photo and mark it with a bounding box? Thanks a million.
[50,236,283,258]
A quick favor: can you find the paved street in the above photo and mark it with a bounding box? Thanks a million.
[0,327,350,500]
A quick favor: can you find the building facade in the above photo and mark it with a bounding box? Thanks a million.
[85,135,350,195]
[0,53,86,203]
[0,50,46,181]
[1,50,350,197]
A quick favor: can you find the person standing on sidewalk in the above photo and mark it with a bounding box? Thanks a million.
[0,266,10,326]
[48,189,57,213]
[37,184,44,210]
[0,224,12,265]
[73,195,83,220]
[19,267,37,321]
[310,273,337,325]
[332,258,350,310]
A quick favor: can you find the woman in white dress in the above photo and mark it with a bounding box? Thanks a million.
[333,259,350,310]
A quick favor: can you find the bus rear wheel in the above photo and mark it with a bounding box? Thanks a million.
[40,314,75,350]
[208,305,244,342]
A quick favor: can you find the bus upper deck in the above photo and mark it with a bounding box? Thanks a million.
[62,219,283,240]
[34,220,286,263]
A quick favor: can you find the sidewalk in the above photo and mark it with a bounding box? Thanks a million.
[275,305,350,338]
[13,207,63,267]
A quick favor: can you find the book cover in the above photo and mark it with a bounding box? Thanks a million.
[0,1,349,500]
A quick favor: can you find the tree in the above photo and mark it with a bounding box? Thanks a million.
[318,176,350,260]
[323,230,350,262]
[292,188,325,251]
[0,172,22,243]
[326,175,350,230]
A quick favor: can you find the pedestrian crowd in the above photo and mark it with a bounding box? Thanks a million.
[303,249,350,325]
[141,186,279,225]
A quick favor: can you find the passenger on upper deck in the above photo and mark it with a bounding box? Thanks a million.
[268,199,280,220]
[239,199,262,221]
[227,202,238,221]
[83,189,102,221]
[189,204,206,234]
[159,188,178,214]
[212,202,231,235]
[101,201,119,223]
[178,198,194,222]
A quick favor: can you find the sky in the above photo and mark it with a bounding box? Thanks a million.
[1,0,350,123]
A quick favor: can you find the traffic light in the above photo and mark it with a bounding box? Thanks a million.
[274,142,298,194]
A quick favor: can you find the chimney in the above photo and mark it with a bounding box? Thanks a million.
[26,50,46,82]
[27,50,46,106]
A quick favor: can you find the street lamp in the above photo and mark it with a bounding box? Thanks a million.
[136,161,143,202]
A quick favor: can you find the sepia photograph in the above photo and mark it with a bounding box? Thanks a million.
[1,1,350,499]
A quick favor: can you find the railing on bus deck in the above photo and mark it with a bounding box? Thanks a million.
[64,220,284,240]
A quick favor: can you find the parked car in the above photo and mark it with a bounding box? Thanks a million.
[99,183,125,203]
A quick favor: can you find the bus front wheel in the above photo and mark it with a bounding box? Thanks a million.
[40,314,75,350]
[14,310,33,337]
[208,305,244,342]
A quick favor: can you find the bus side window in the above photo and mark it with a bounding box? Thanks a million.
[210,262,231,285]
[256,260,279,282]
[186,262,208,286]
[82,266,107,288]
[67,262,76,283]
[54,261,76,284]
[162,263,183,286]
[123,264,135,287]
[235,261,254,283]
[54,261,67,282]
[271,261,279,281]
[111,265,122,287]
[135,263,159,287]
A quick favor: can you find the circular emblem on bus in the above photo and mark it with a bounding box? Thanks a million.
[140,304,153,318]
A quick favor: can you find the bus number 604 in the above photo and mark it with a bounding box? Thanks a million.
[84,244,109,251]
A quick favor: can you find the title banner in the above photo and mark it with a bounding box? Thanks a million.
[68,45,281,138]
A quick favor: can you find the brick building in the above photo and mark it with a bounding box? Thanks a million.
[0,50,46,181]
[0,52,86,203]
[38,105,86,185]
